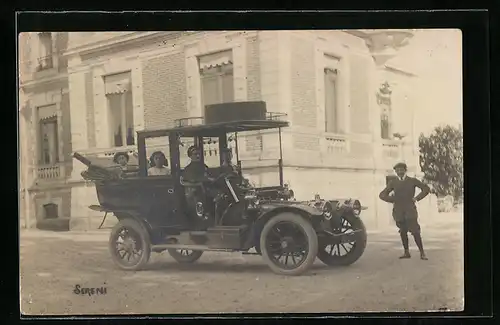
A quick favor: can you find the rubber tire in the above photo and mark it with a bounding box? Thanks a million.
[109,218,151,271]
[260,212,318,276]
[317,213,367,267]
[167,249,203,264]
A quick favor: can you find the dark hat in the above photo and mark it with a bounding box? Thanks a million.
[113,152,129,164]
[187,145,200,157]
[393,162,407,170]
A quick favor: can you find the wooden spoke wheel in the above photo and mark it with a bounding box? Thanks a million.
[260,213,318,276]
[317,212,367,266]
[109,219,151,271]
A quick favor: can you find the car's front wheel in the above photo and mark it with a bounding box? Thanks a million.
[260,212,318,276]
[317,212,367,266]
[109,218,151,271]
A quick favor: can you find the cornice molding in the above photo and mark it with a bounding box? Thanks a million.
[20,74,69,92]
[63,32,197,59]
[383,64,417,78]
[347,30,414,67]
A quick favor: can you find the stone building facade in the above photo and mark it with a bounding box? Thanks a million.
[20,30,423,231]
[19,32,72,229]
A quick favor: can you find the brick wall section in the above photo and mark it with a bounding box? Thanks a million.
[349,54,371,134]
[142,52,187,129]
[84,72,96,148]
[246,36,261,101]
[290,36,316,129]
[245,135,263,152]
[292,134,320,151]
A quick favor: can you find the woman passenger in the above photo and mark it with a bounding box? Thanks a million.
[148,151,170,176]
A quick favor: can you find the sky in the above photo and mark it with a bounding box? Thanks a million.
[389,29,463,136]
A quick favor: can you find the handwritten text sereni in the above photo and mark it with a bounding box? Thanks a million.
[73,284,107,296]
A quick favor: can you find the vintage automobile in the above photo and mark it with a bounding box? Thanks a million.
[74,101,367,276]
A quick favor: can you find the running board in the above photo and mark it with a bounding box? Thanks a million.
[151,243,238,252]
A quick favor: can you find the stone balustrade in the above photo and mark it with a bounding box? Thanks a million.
[323,135,348,154]
[35,163,65,180]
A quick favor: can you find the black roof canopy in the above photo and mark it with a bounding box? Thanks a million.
[136,119,289,139]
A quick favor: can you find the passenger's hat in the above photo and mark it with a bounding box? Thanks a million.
[393,162,407,170]
[187,145,200,157]
[113,152,129,164]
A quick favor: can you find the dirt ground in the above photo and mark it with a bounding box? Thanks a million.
[19,213,464,315]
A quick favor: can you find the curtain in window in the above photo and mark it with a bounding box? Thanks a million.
[38,104,57,120]
[38,105,58,164]
[221,72,234,103]
[201,75,219,107]
[104,72,131,95]
[324,68,339,133]
[107,94,122,147]
[125,91,135,146]
[39,120,58,165]
[199,50,233,70]
[324,54,340,71]
[107,88,134,147]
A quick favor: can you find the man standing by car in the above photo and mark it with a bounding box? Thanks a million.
[379,162,430,260]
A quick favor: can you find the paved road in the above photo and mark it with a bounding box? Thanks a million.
[20,213,464,315]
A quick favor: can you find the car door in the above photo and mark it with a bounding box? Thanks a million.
[140,176,181,229]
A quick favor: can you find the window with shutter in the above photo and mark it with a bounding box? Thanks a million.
[324,68,339,133]
[323,54,342,134]
[39,118,59,165]
[104,72,134,147]
[37,105,59,165]
[198,50,234,110]
[37,32,54,71]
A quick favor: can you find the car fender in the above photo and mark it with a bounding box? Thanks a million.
[248,204,322,249]
[258,203,323,219]
[89,204,153,233]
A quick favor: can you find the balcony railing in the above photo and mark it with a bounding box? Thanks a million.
[36,56,54,71]
[381,141,401,159]
[36,163,64,180]
[324,135,348,154]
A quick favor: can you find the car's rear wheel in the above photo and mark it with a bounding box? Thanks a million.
[109,218,151,271]
[168,249,203,263]
[260,212,318,276]
[317,212,367,266]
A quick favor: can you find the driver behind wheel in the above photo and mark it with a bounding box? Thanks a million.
[221,148,237,173]
[182,146,212,183]
[182,146,216,226]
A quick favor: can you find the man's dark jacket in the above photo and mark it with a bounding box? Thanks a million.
[379,176,430,221]
[182,161,209,183]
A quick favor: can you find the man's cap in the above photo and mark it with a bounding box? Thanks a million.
[393,162,407,170]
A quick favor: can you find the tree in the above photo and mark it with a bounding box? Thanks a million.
[418,125,463,201]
